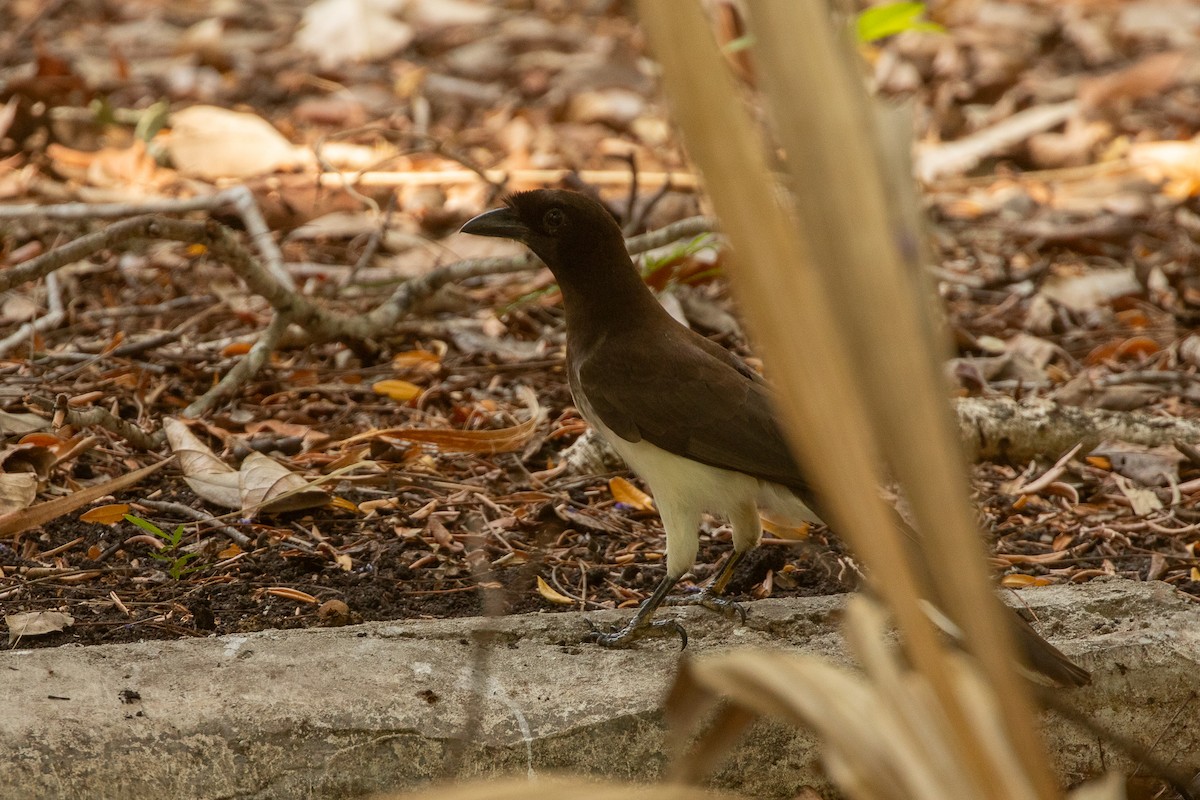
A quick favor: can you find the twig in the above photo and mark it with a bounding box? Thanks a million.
[0,271,64,357]
[342,193,396,288]
[313,168,698,190]
[8,210,718,421]
[915,101,1080,183]
[184,313,289,418]
[1011,442,1083,496]
[27,395,162,450]
[0,186,290,290]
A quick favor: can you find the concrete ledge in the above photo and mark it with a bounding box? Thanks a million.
[5,578,1198,799]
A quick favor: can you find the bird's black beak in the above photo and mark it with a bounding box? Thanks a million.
[460,207,528,241]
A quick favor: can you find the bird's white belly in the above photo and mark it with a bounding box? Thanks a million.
[580,400,822,577]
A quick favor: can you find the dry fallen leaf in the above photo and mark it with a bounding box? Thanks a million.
[167,105,311,180]
[372,379,423,402]
[1039,267,1141,312]
[609,476,655,511]
[294,0,414,70]
[0,410,49,435]
[0,443,55,481]
[164,417,240,509]
[79,503,131,524]
[238,451,329,515]
[0,472,37,515]
[536,575,575,606]
[7,610,75,644]
[1000,574,1053,588]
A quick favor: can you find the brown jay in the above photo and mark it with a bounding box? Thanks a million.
[462,188,1089,687]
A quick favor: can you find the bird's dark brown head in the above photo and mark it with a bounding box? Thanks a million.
[460,189,626,276]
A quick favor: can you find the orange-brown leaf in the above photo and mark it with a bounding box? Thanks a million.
[79,503,131,524]
[372,379,423,402]
[609,476,654,511]
[536,575,575,606]
[222,341,253,357]
[1000,574,1052,588]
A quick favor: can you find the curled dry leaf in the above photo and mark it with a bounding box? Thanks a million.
[165,419,330,515]
[536,575,575,606]
[0,443,55,481]
[1112,474,1164,516]
[164,417,240,510]
[264,587,320,604]
[339,385,544,455]
[6,610,74,643]
[0,472,37,515]
[238,451,329,515]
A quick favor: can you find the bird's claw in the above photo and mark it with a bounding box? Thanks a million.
[664,591,747,625]
[583,617,688,649]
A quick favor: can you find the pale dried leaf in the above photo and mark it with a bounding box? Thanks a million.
[0,472,37,515]
[295,0,414,70]
[7,610,74,643]
[167,105,310,180]
[1113,474,1164,516]
[239,451,329,515]
[0,294,38,324]
[0,410,49,435]
[164,418,242,509]
[1039,268,1141,312]
[1092,440,1183,487]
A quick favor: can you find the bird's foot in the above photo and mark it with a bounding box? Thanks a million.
[582,617,688,649]
[664,591,747,625]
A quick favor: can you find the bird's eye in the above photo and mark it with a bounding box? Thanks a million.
[542,208,565,231]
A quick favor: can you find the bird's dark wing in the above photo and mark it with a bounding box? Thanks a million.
[573,324,814,497]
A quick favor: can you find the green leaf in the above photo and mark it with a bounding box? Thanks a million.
[856,2,943,42]
[124,514,167,539]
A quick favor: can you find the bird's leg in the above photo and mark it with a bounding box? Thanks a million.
[663,548,748,624]
[583,572,688,648]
